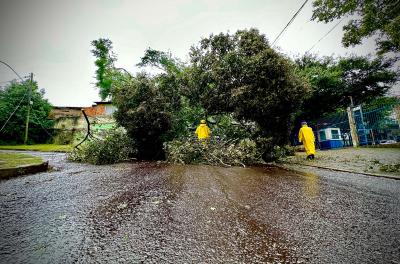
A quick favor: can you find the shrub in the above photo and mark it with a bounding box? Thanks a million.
[68,128,136,165]
[255,137,295,162]
[52,130,75,145]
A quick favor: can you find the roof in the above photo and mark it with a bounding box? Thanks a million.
[52,106,83,110]
[93,101,112,105]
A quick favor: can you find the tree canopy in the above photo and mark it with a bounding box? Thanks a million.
[312,0,400,56]
[187,28,310,144]
[296,54,398,121]
[91,38,117,100]
[89,28,399,161]
[0,81,53,144]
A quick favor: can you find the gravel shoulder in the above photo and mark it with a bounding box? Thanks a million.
[281,147,400,178]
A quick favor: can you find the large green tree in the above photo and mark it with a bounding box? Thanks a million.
[91,38,132,100]
[112,73,178,160]
[0,81,53,144]
[312,0,400,56]
[296,54,398,121]
[187,28,310,144]
[91,38,116,100]
[90,38,187,159]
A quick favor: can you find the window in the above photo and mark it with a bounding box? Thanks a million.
[331,129,340,139]
[319,131,326,141]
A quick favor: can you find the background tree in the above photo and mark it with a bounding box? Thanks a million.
[91,38,118,100]
[0,81,53,144]
[312,0,400,56]
[296,54,398,121]
[187,28,310,144]
[137,48,183,75]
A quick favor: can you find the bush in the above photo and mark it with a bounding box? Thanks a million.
[68,128,136,165]
[52,130,76,145]
[164,137,263,166]
[254,136,295,162]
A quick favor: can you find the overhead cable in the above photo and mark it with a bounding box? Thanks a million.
[0,60,30,133]
[272,0,309,46]
[307,18,344,53]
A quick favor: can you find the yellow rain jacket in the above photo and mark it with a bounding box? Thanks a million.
[298,124,316,155]
[195,124,211,139]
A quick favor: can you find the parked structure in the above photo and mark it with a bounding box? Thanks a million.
[317,128,344,149]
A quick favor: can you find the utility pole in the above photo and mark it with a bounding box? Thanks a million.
[347,96,359,147]
[24,73,33,144]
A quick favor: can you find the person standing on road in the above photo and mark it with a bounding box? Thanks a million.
[298,121,315,160]
[195,119,211,140]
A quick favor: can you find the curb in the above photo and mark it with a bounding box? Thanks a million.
[276,162,400,180]
[0,162,49,180]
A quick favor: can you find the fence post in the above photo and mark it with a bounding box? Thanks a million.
[347,106,359,147]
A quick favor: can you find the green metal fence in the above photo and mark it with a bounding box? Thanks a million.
[310,102,400,147]
[361,104,400,144]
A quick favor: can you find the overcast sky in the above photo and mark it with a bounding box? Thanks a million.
[0,0,397,107]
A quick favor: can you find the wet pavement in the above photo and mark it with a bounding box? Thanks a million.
[0,151,399,263]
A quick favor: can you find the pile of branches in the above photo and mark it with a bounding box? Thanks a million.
[164,138,263,167]
[68,128,136,165]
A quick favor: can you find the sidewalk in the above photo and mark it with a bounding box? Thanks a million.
[280,147,400,179]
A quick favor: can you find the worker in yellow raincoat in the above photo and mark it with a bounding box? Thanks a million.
[195,120,211,140]
[298,121,316,160]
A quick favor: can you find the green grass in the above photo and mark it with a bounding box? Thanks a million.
[0,144,73,152]
[0,152,43,169]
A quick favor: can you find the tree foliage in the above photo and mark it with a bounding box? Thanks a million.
[112,73,182,160]
[0,81,53,144]
[312,0,400,56]
[296,54,398,121]
[137,48,183,75]
[68,128,135,165]
[91,38,117,100]
[89,29,398,163]
[187,29,310,144]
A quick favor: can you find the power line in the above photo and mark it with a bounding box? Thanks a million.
[272,0,309,46]
[0,60,24,81]
[307,18,344,53]
[0,60,31,133]
[30,115,53,137]
[0,91,29,133]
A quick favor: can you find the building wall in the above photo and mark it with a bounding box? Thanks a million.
[50,107,82,119]
[84,104,106,117]
[105,104,117,116]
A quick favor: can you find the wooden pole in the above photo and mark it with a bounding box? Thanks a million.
[347,106,359,147]
[24,73,33,144]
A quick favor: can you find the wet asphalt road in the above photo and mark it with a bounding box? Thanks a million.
[0,151,399,264]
